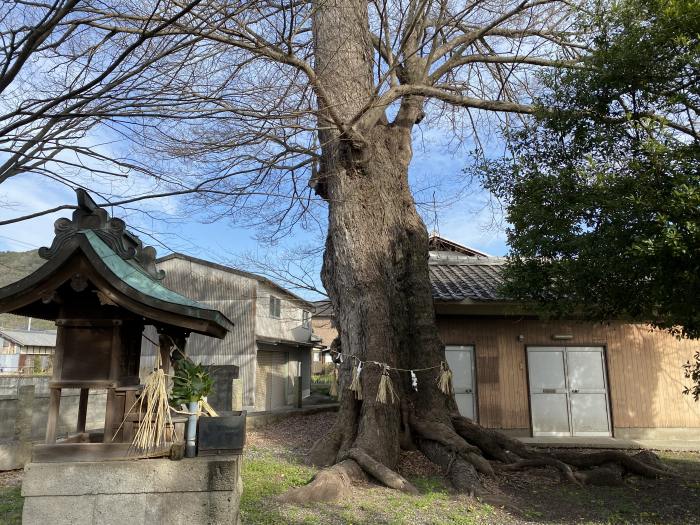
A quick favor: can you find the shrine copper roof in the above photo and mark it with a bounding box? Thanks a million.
[0,190,233,338]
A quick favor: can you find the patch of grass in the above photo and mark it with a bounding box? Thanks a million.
[240,441,700,525]
[311,374,333,385]
[0,486,22,525]
[240,451,508,525]
[240,449,317,524]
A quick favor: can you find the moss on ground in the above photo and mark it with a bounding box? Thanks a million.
[0,487,22,525]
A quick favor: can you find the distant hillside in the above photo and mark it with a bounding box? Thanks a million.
[0,250,54,330]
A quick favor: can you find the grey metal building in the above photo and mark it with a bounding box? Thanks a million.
[141,254,316,412]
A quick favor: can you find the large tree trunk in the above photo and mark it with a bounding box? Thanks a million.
[291,0,674,501]
[311,0,450,472]
[319,120,449,465]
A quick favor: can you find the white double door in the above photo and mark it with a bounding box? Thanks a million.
[527,346,611,437]
[444,345,476,421]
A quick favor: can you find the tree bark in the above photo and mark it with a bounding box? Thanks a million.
[311,0,449,473]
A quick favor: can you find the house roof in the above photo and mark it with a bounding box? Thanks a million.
[429,256,506,302]
[428,233,490,257]
[312,300,334,317]
[256,335,317,348]
[0,329,56,347]
[309,258,506,321]
[157,253,314,309]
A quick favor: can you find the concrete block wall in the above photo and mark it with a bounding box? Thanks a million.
[22,456,242,525]
[0,390,107,441]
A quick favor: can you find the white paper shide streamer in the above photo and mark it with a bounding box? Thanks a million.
[349,359,363,400]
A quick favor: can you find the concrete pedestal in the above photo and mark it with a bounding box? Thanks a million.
[21,455,242,525]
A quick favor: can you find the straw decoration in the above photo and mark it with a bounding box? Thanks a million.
[131,351,174,451]
[376,364,399,404]
[349,359,363,400]
[200,397,219,417]
[329,366,339,397]
[310,347,457,403]
[436,361,453,396]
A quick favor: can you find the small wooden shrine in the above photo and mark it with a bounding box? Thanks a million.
[0,190,232,461]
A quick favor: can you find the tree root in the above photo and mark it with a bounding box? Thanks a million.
[279,459,366,504]
[573,464,625,486]
[288,414,678,503]
[452,416,530,461]
[418,438,483,496]
[346,448,418,494]
[499,458,580,485]
[308,425,343,467]
[411,417,494,476]
[549,450,677,479]
[449,415,678,486]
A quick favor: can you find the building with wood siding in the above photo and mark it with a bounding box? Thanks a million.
[141,254,316,412]
[0,329,56,374]
[315,235,700,439]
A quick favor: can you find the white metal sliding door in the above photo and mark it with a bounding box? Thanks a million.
[445,345,477,421]
[528,348,570,436]
[527,346,611,437]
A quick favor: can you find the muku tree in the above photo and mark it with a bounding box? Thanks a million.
[0,0,677,496]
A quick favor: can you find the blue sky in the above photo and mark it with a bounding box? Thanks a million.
[0,128,510,300]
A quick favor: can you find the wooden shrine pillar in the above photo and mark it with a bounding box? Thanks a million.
[76,388,89,433]
[45,327,65,443]
[103,321,122,444]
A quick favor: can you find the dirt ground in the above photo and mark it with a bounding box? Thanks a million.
[244,412,700,525]
[2,412,699,525]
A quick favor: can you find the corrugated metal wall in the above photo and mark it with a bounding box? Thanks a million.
[140,258,258,408]
[255,349,288,411]
[255,281,312,342]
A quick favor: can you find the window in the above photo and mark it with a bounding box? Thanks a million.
[302,310,310,329]
[269,295,281,318]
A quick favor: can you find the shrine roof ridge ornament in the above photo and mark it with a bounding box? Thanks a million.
[38,189,165,281]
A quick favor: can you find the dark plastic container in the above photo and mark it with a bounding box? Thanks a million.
[196,410,247,456]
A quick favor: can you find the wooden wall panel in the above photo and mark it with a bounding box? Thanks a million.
[436,317,700,430]
[307,312,700,430]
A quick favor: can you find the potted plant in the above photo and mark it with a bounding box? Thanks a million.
[171,359,214,457]
[171,359,247,456]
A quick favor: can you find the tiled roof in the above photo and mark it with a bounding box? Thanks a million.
[308,256,506,319]
[429,256,506,302]
[0,329,56,347]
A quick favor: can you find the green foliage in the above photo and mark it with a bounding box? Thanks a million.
[479,0,700,339]
[0,250,54,330]
[170,359,213,405]
[684,352,700,400]
[311,373,333,384]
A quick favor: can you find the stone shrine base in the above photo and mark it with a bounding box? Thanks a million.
[21,455,242,525]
